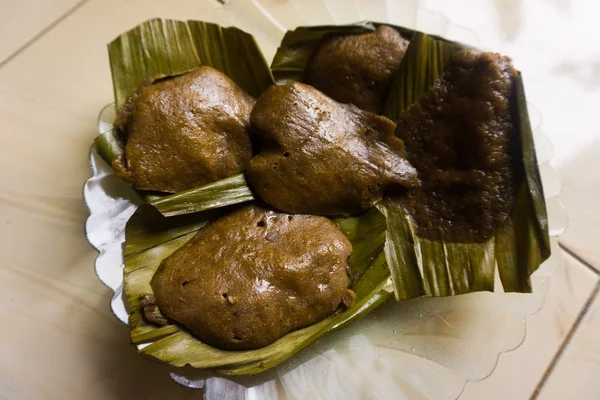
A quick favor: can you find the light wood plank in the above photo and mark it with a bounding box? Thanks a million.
[0,0,82,63]
[537,283,600,400]
[0,0,599,398]
[460,252,599,399]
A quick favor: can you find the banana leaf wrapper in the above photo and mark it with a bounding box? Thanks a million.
[124,204,391,375]
[94,18,274,207]
[116,21,550,374]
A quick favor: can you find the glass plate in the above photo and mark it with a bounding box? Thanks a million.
[84,1,568,398]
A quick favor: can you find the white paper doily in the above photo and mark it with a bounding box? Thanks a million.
[84,1,567,398]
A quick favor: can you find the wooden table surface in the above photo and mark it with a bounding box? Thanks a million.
[1,0,599,399]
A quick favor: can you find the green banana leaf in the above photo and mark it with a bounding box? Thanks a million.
[109,18,274,109]
[382,32,464,120]
[150,174,254,217]
[94,18,274,200]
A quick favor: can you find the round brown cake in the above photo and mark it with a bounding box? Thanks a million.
[113,66,255,193]
[151,204,354,350]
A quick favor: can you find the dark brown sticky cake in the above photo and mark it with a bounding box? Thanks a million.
[247,82,418,216]
[151,204,354,350]
[395,50,518,242]
[304,25,410,113]
[113,66,255,193]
